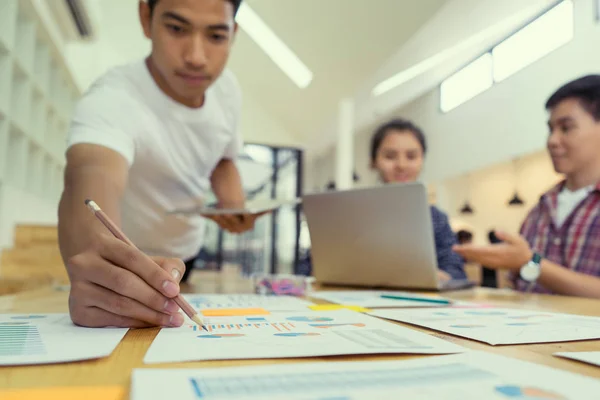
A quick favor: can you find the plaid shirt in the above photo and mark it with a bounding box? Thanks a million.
[514,180,600,293]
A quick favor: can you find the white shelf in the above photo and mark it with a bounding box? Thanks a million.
[5,126,27,189]
[26,142,43,196]
[14,4,36,78]
[42,155,53,200]
[0,116,8,181]
[33,40,50,97]
[31,89,46,144]
[0,51,12,118]
[11,67,31,133]
[0,0,79,208]
[0,0,17,53]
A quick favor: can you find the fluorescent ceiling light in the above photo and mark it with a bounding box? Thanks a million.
[237,3,313,89]
[492,0,573,82]
[440,53,493,112]
[371,1,560,97]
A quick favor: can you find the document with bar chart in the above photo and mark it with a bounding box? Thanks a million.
[132,351,600,399]
[0,314,128,365]
[369,308,600,345]
[142,309,465,364]
[181,294,313,311]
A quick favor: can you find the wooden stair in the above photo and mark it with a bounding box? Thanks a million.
[0,225,67,295]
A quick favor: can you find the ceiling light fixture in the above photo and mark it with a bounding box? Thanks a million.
[237,3,313,89]
[460,201,474,215]
[371,2,555,97]
[508,192,525,206]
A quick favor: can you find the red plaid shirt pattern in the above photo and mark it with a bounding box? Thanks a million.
[514,180,600,294]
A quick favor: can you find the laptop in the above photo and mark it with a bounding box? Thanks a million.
[301,182,474,291]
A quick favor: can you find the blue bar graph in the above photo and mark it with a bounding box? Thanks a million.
[0,324,46,357]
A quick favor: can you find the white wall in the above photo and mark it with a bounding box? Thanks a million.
[441,151,562,245]
[402,0,599,183]
[240,96,300,147]
[0,186,59,249]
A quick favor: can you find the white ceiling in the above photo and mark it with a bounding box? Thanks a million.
[48,0,559,155]
[228,0,450,143]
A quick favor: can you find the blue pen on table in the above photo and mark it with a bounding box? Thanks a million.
[380,294,451,305]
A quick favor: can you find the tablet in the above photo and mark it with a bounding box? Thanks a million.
[169,198,301,216]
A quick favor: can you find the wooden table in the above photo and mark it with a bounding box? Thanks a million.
[2,275,600,397]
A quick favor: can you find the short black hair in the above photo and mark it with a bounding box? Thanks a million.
[545,75,600,121]
[370,118,427,162]
[147,0,243,16]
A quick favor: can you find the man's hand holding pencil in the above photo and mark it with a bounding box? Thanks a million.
[64,200,205,330]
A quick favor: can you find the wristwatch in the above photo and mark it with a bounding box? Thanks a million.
[520,252,542,291]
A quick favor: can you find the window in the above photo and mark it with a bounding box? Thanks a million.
[440,53,493,113]
[492,0,574,82]
[440,0,574,113]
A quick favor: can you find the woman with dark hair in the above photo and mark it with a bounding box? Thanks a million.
[370,118,467,281]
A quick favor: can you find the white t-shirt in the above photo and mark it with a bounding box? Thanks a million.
[67,59,243,260]
[556,184,594,228]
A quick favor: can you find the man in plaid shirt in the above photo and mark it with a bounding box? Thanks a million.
[454,75,600,298]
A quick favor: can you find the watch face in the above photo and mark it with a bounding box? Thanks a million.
[520,261,540,281]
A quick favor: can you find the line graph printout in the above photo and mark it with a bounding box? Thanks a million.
[369,308,600,345]
[310,291,453,308]
[0,314,128,366]
[132,351,600,399]
[142,310,465,364]
[181,294,313,311]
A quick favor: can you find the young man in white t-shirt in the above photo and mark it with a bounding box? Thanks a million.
[58,0,261,328]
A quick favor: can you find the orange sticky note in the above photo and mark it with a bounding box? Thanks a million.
[201,307,270,317]
[1,386,125,400]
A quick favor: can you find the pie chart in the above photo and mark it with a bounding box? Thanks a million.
[495,385,566,399]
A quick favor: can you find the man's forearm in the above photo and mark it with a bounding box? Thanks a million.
[210,159,245,206]
[58,170,123,265]
[538,259,600,299]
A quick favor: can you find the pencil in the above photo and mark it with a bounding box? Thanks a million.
[85,199,206,330]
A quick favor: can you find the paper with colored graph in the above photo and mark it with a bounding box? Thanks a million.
[310,290,452,308]
[142,309,465,363]
[555,351,600,367]
[0,314,128,365]
[132,351,600,399]
[369,308,600,345]
[182,294,313,312]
